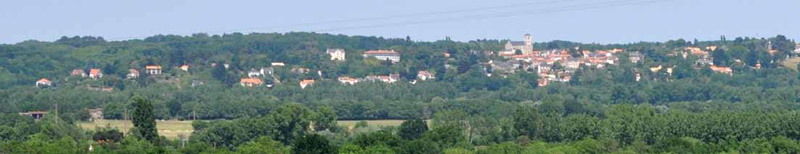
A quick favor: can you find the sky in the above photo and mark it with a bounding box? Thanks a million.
[1,0,798,44]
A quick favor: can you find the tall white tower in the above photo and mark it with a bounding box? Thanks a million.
[768,41,773,51]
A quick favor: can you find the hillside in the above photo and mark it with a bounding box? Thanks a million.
[1,33,799,121]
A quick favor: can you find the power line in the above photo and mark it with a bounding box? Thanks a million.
[308,0,670,33]
[106,0,604,40]
[2,0,675,56]
[204,0,586,33]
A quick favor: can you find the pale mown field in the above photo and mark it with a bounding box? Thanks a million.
[80,119,408,139]
[782,57,800,71]
[80,120,195,139]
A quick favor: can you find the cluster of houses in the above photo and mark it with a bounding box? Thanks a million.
[36,64,183,90]
[492,35,627,86]
[239,63,435,89]
[38,36,793,89]
[334,71,435,86]
[489,34,769,86]
[238,48,408,89]
[676,46,734,75]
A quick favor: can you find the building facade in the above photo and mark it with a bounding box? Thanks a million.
[363,50,400,63]
[504,34,534,54]
[327,48,346,61]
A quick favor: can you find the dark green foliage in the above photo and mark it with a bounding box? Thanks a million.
[269,103,315,144]
[236,136,289,154]
[314,106,338,132]
[92,127,124,143]
[424,125,466,149]
[398,119,428,140]
[130,96,159,144]
[351,130,402,148]
[398,140,441,154]
[513,105,541,139]
[292,134,337,154]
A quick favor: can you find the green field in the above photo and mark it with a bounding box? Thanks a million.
[80,119,408,139]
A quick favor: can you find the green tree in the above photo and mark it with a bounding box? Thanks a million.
[269,103,315,144]
[399,119,429,140]
[712,48,730,66]
[351,130,402,148]
[399,140,441,154]
[130,96,159,144]
[424,125,467,149]
[513,105,542,139]
[237,136,289,154]
[292,134,337,154]
[314,106,338,132]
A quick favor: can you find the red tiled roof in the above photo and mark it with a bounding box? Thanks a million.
[145,65,162,70]
[89,69,101,76]
[418,71,433,76]
[71,69,84,76]
[301,79,315,85]
[709,65,732,73]
[240,77,263,85]
[38,78,50,83]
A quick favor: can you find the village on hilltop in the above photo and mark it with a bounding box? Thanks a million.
[33,35,800,91]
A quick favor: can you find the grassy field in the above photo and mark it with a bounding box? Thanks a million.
[80,120,195,139]
[80,119,408,139]
[782,57,800,71]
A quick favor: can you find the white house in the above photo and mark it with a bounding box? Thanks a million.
[327,48,346,61]
[248,67,273,77]
[179,64,189,72]
[417,71,435,81]
[35,78,52,87]
[127,69,140,79]
[338,76,359,85]
[363,50,400,63]
[794,44,800,54]
[70,69,86,77]
[145,65,162,75]
[300,79,315,89]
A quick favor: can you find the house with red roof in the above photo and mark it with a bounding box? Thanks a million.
[71,69,86,77]
[35,78,52,87]
[338,76,359,85]
[709,65,733,75]
[145,65,162,75]
[417,71,435,81]
[127,69,140,79]
[89,69,103,79]
[300,79,315,89]
[179,64,189,72]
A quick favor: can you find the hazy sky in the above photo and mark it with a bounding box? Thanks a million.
[1,0,797,44]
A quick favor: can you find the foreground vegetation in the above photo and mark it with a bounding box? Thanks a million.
[5,100,800,153]
[79,119,408,139]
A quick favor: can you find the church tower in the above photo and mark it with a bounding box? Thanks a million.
[524,34,533,54]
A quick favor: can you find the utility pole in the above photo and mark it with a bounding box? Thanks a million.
[193,104,197,121]
[55,103,59,125]
[123,107,127,134]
